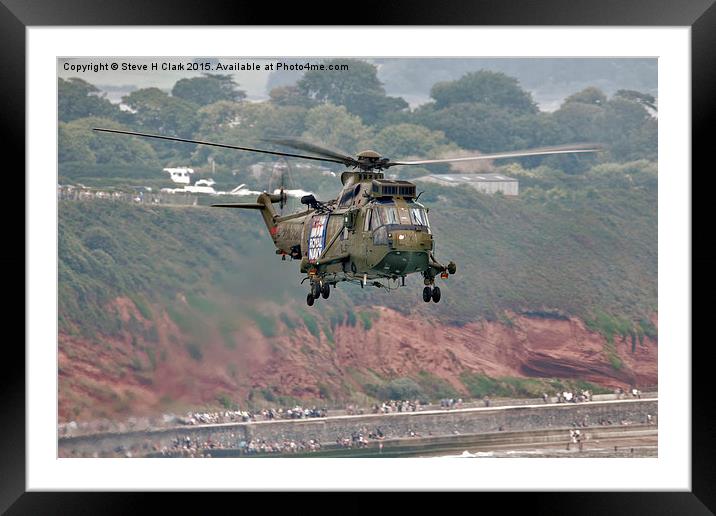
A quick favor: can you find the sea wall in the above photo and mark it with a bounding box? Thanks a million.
[59,398,657,457]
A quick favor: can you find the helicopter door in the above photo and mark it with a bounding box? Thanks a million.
[327,214,346,256]
[363,207,380,267]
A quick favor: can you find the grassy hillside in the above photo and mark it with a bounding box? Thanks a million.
[421,160,657,324]
[59,159,656,337]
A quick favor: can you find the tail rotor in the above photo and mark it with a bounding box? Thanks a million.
[268,158,293,215]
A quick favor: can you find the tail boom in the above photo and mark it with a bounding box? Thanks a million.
[212,192,280,245]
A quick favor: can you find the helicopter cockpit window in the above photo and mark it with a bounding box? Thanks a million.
[339,184,362,208]
[410,207,429,227]
[370,208,381,231]
[363,209,372,232]
[373,226,388,246]
[339,189,354,208]
[379,206,399,225]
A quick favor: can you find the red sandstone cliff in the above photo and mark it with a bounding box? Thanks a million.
[58,298,657,422]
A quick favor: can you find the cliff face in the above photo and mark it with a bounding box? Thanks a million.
[58,298,657,422]
[335,308,656,388]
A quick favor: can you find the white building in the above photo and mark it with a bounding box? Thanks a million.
[184,179,217,194]
[163,167,195,185]
[415,173,519,196]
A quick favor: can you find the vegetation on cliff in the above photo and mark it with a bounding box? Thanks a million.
[59,158,656,338]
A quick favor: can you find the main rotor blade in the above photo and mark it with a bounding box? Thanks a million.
[262,137,357,165]
[386,143,605,167]
[92,128,348,166]
[211,203,264,209]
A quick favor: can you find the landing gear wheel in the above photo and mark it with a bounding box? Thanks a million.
[422,286,432,302]
[312,283,322,299]
[306,293,315,306]
[447,262,457,275]
[431,286,441,303]
[321,283,330,299]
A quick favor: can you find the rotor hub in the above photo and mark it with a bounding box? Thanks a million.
[356,150,382,159]
[356,150,390,171]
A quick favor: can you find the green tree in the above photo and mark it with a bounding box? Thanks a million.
[552,101,605,143]
[268,85,317,108]
[171,74,246,106]
[510,112,571,147]
[58,122,96,163]
[122,88,199,138]
[414,102,515,152]
[503,112,577,169]
[195,100,247,134]
[540,96,606,173]
[297,59,408,125]
[374,123,450,159]
[627,118,658,161]
[58,78,121,122]
[563,87,608,107]
[196,101,306,137]
[59,117,159,166]
[301,104,373,155]
[601,97,656,161]
[614,89,657,111]
[430,70,537,114]
[347,93,408,126]
[298,59,382,104]
[554,88,656,162]
[192,102,308,167]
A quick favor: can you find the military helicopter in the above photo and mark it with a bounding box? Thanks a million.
[93,128,601,306]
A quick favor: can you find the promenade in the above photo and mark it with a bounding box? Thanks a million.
[59,394,657,458]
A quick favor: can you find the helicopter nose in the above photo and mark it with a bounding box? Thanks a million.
[390,230,433,251]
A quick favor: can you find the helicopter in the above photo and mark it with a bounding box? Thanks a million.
[93,127,602,306]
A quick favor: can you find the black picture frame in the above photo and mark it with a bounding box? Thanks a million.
[6,0,713,511]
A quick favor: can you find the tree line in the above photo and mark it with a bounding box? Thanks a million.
[59,58,657,176]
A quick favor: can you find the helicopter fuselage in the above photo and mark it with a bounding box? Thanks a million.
[250,171,455,304]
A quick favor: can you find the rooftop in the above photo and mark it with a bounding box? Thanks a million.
[414,173,518,184]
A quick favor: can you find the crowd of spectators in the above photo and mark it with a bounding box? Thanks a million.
[345,404,365,415]
[371,399,424,414]
[180,406,328,425]
[180,410,251,425]
[58,416,165,437]
[337,433,368,448]
[59,388,653,440]
[59,405,330,438]
[72,434,326,458]
[239,438,322,455]
[58,184,194,205]
[439,398,464,409]
[555,390,593,403]
[155,435,323,457]
[620,387,642,399]
[336,426,394,448]
[333,424,425,450]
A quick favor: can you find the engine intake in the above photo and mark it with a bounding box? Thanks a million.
[371,179,416,199]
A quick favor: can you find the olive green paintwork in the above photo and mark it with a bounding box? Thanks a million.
[240,171,454,288]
